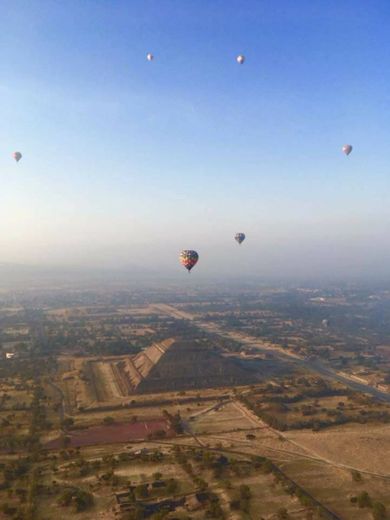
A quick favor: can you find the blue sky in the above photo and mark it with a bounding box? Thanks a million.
[0,1,390,278]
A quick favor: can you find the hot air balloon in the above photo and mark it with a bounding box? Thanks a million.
[147,53,154,61]
[342,144,352,156]
[235,233,246,245]
[179,250,199,273]
[236,55,245,64]
[13,152,22,162]
[322,319,329,328]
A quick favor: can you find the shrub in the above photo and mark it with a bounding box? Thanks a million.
[357,491,372,508]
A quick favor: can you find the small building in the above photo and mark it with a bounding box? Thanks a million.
[5,352,15,359]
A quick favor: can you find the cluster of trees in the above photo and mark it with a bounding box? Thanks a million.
[231,455,339,520]
[61,455,103,478]
[88,339,142,356]
[172,447,226,516]
[57,486,94,512]
[241,382,390,432]
[162,409,183,434]
[30,385,51,434]
[350,492,387,520]
[0,358,59,517]
[204,492,225,519]
[1,458,31,487]
[0,380,53,454]
[133,478,178,500]
[36,326,146,357]
[0,466,42,519]
[27,309,166,357]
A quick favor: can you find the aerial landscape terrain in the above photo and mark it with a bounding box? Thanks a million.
[1,277,390,519]
[2,0,390,518]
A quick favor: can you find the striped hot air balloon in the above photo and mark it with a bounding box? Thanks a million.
[179,250,199,273]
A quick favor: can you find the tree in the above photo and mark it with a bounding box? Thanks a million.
[277,508,289,520]
[351,470,362,482]
[135,484,148,499]
[206,497,224,519]
[372,502,386,520]
[239,485,251,500]
[60,435,71,448]
[103,416,115,425]
[166,479,178,494]
[58,488,93,512]
[74,489,94,512]
[262,460,273,474]
[61,418,74,429]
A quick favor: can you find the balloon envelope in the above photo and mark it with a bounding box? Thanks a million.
[179,250,199,272]
[13,152,22,162]
[235,233,246,245]
[342,144,352,155]
[236,55,245,64]
[147,53,154,61]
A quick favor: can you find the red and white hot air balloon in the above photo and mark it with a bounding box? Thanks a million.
[13,151,22,162]
[342,144,353,156]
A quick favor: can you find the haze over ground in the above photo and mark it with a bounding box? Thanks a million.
[1,1,390,279]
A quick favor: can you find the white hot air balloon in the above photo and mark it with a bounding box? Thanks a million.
[147,53,154,62]
[342,144,353,156]
[236,55,245,64]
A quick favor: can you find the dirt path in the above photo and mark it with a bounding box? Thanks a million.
[232,398,390,480]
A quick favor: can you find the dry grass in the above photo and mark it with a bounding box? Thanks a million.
[280,458,390,520]
[190,401,255,435]
[286,423,390,475]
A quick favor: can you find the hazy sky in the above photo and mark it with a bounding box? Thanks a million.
[1,1,390,279]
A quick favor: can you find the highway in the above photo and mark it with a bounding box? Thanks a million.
[153,304,390,404]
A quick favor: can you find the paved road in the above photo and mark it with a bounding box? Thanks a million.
[153,304,390,404]
[298,359,390,403]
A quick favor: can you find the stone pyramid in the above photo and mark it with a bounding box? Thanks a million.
[117,338,255,393]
